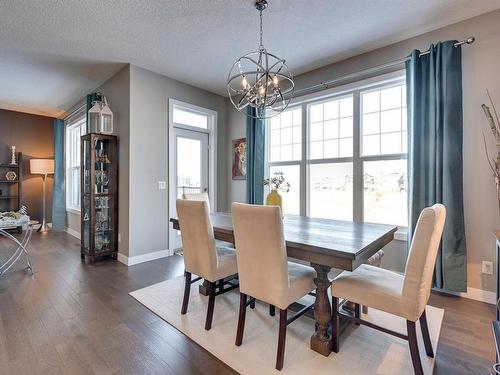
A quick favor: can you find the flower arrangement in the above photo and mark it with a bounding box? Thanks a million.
[481,89,500,213]
[263,171,291,193]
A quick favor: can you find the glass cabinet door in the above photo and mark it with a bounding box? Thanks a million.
[93,137,115,254]
[93,137,115,194]
[81,133,118,260]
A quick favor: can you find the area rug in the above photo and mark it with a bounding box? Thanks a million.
[130,276,444,374]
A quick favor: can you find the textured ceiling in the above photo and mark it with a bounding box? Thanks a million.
[1,0,500,117]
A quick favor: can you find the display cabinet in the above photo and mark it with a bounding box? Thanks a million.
[80,133,118,262]
[0,152,23,233]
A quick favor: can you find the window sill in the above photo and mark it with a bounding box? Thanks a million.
[394,229,407,242]
[66,208,81,215]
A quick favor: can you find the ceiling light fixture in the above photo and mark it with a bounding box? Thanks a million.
[227,0,294,119]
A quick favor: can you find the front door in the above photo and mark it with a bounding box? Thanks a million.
[169,127,209,250]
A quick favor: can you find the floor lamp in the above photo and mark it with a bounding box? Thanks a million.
[30,159,54,232]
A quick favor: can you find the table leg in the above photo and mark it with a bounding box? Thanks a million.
[0,225,33,275]
[310,263,332,356]
[199,279,210,296]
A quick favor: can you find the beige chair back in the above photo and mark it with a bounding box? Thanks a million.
[183,192,210,211]
[176,199,217,281]
[231,203,289,305]
[402,204,446,319]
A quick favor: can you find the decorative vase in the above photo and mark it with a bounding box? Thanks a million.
[266,189,283,217]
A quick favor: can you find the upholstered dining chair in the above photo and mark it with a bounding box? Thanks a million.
[231,203,317,371]
[331,204,446,375]
[182,192,235,250]
[182,192,210,209]
[176,199,238,330]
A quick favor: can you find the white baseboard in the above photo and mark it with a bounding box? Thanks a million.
[435,287,496,305]
[117,249,171,266]
[64,226,81,239]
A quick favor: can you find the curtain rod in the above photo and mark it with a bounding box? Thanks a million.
[293,36,475,97]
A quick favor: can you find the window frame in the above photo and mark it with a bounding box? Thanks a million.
[265,71,408,234]
[65,114,86,214]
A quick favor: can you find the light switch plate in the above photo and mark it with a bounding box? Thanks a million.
[158,181,167,190]
[482,261,493,275]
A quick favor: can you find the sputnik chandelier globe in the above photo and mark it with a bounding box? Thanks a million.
[226,0,294,119]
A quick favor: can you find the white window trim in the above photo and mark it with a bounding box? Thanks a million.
[266,70,408,237]
[65,115,86,214]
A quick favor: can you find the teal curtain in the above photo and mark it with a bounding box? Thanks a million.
[406,41,467,292]
[245,107,265,204]
[52,119,65,231]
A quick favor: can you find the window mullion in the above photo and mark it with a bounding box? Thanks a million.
[301,102,307,217]
[352,91,363,223]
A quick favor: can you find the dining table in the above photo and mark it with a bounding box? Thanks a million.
[170,212,397,356]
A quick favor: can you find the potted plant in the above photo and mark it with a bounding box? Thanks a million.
[263,171,291,217]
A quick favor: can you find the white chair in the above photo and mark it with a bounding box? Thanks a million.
[176,199,238,330]
[182,192,210,209]
[231,203,316,371]
[331,204,446,375]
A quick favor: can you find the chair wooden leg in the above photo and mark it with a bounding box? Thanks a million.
[331,296,340,353]
[235,293,247,346]
[407,320,424,375]
[181,271,191,315]
[270,304,275,316]
[250,298,256,309]
[419,310,434,358]
[276,308,287,371]
[354,303,360,325]
[205,281,216,330]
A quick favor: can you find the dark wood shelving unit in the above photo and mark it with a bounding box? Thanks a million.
[0,152,23,233]
[80,134,118,263]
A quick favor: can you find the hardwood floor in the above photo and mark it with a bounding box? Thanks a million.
[0,231,496,374]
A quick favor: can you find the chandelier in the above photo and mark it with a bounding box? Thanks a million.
[227,0,294,119]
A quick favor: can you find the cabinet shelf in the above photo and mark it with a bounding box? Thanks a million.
[0,164,19,168]
[0,196,18,199]
[80,133,118,263]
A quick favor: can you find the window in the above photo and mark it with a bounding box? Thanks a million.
[266,78,408,228]
[172,104,209,129]
[267,107,302,215]
[269,107,302,162]
[361,85,407,156]
[308,96,353,159]
[65,116,86,212]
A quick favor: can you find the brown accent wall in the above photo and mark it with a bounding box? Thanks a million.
[0,109,54,222]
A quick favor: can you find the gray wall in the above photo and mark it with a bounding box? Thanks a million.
[225,105,247,209]
[224,9,500,291]
[0,109,54,222]
[65,64,228,259]
[65,65,131,258]
[127,65,228,258]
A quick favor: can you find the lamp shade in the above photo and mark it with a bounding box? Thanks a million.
[30,159,54,175]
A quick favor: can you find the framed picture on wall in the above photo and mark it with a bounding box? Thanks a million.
[232,138,246,180]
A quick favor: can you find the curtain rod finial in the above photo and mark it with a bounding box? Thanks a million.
[466,36,475,44]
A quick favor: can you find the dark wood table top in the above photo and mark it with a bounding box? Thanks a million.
[170,212,397,271]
